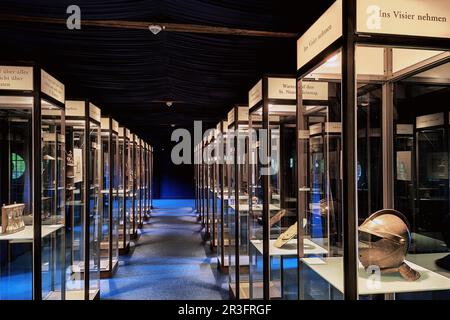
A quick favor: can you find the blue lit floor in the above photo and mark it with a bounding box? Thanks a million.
[100,199,229,300]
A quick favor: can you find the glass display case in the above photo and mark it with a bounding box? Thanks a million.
[216,120,230,273]
[100,116,119,277]
[149,144,153,212]
[130,134,139,239]
[227,105,250,299]
[296,0,450,300]
[143,142,150,221]
[201,137,207,226]
[118,127,132,254]
[64,99,101,300]
[195,144,199,215]
[139,139,145,227]
[0,64,65,300]
[247,76,299,300]
[205,131,215,242]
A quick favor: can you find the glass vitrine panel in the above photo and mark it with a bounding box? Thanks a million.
[111,132,119,267]
[0,93,65,300]
[0,97,33,299]
[101,130,111,272]
[354,46,450,299]
[41,100,65,299]
[88,121,100,299]
[118,134,130,251]
[126,138,133,237]
[298,50,344,300]
[65,119,86,299]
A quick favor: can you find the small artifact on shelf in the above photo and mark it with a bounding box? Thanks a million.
[66,150,74,166]
[274,222,298,248]
[1,203,26,235]
[359,209,420,281]
[270,209,287,227]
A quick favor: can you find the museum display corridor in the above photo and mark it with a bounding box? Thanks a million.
[1,0,450,307]
[100,200,228,300]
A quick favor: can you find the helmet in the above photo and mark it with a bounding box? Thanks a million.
[359,209,420,281]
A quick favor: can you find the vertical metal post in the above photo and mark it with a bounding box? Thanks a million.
[234,107,240,299]
[342,0,358,300]
[33,67,42,300]
[262,78,270,300]
[84,101,90,300]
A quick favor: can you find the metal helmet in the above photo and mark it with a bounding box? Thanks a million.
[359,209,420,281]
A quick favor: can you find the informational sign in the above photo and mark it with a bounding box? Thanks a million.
[325,122,341,134]
[66,100,85,117]
[89,103,101,122]
[309,123,323,136]
[268,78,296,100]
[297,0,343,71]
[301,81,329,100]
[41,69,65,104]
[416,113,444,129]
[298,130,310,140]
[249,80,263,108]
[396,151,412,181]
[112,119,119,133]
[0,66,33,91]
[237,106,249,122]
[73,148,83,183]
[357,0,450,38]
[101,118,110,130]
[227,109,235,124]
[396,124,414,135]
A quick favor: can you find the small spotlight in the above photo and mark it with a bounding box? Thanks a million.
[166,101,173,107]
[149,24,163,35]
[171,124,176,127]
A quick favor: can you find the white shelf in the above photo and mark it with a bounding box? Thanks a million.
[0,224,64,241]
[251,238,328,257]
[228,204,280,212]
[301,256,450,295]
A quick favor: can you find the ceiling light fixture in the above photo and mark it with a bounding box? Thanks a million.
[166,101,173,107]
[149,24,164,35]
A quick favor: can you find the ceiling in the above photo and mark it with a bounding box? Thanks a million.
[0,0,333,148]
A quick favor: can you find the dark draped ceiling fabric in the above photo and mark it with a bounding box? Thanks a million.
[0,0,333,148]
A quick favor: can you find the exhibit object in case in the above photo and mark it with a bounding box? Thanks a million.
[227,105,250,299]
[65,99,101,300]
[296,0,450,300]
[118,127,131,254]
[0,63,66,300]
[247,76,299,300]
[100,116,120,277]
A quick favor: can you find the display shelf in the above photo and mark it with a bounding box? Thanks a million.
[301,256,450,295]
[229,204,280,212]
[0,224,64,241]
[251,238,328,257]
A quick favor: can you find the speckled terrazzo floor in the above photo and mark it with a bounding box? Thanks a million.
[100,199,229,300]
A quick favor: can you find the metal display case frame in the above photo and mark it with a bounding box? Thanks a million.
[0,63,66,300]
[99,116,119,278]
[295,0,450,300]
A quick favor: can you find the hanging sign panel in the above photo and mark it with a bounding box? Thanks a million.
[66,100,86,117]
[267,78,296,100]
[357,0,450,38]
[89,103,101,122]
[248,80,263,108]
[41,69,65,104]
[0,66,33,91]
[297,0,343,71]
